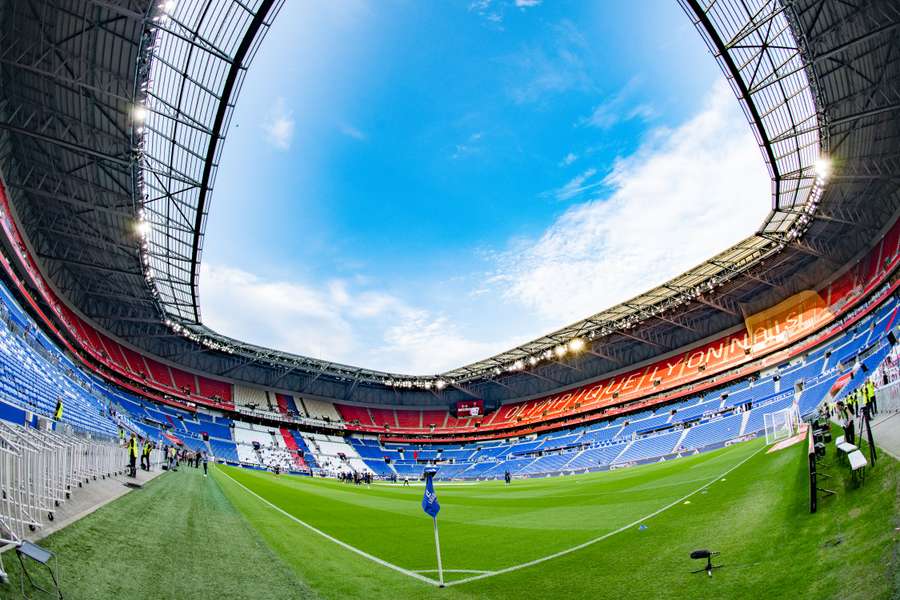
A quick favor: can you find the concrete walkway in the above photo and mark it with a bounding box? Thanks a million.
[870,410,900,461]
[1,465,165,552]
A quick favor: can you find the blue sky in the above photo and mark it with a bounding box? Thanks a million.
[199,0,770,374]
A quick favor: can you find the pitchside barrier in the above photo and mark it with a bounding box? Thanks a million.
[0,420,122,582]
[874,380,900,413]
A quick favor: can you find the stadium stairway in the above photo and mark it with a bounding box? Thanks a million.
[279,427,308,470]
[739,410,751,435]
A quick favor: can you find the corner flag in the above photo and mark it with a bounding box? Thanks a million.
[421,468,444,586]
[421,468,440,517]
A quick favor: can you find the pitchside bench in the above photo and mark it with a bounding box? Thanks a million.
[835,436,856,464]
[834,436,868,485]
[847,450,868,486]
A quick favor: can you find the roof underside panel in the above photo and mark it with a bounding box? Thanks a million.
[137,0,283,322]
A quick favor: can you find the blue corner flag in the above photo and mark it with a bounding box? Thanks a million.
[422,469,440,518]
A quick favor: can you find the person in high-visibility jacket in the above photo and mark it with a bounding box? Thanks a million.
[866,379,878,415]
[141,440,152,471]
[53,397,63,421]
[167,446,178,471]
[127,434,138,478]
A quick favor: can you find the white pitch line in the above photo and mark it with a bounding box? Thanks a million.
[413,569,495,574]
[215,468,442,587]
[443,444,766,587]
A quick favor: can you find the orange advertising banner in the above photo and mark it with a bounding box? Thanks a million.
[744,290,834,353]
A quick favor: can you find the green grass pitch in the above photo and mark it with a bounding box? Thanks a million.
[4,434,898,599]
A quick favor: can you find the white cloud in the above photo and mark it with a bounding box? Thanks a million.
[507,20,595,104]
[554,167,599,201]
[379,315,515,375]
[199,263,512,373]
[516,0,542,7]
[469,0,504,26]
[488,80,770,325]
[263,97,295,150]
[580,79,657,130]
[559,152,578,167]
[452,131,485,159]
[338,123,367,141]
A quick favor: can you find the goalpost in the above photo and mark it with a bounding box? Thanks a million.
[764,406,800,445]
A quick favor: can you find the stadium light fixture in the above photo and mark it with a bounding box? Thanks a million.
[814,156,831,182]
[568,338,585,352]
[162,0,176,13]
[133,105,148,123]
[135,220,152,238]
[435,379,447,390]
[554,345,567,358]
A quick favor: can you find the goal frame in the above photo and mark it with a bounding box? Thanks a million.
[764,406,799,445]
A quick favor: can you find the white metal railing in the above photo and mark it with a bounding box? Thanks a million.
[875,380,900,414]
[0,421,123,581]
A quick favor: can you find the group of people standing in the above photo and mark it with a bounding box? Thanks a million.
[338,470,372,485]
[829,378,879,445]
[125,432,156,478]
[124,430,208,478]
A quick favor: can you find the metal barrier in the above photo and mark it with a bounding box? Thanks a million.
[0,421,122,582]
[875,381,900,414]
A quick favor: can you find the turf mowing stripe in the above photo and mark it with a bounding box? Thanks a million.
[443,443,767,587]
[215,466,443,587]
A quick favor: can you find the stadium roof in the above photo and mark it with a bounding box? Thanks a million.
[0,0,897,406]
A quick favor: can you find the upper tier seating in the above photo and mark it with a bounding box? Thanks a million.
[301,397,343,422]
[336,404,372,425]
[234,385,269,409]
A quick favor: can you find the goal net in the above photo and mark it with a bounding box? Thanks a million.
[764,406,799,445]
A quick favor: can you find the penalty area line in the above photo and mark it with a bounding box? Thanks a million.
[444,443,767,587]
[215,468,442,587]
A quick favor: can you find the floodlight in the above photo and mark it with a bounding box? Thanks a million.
[568,338,585,352]
[554,345,567,357]
[162,0,176,13]
[814,156,831,181]
[133,105,148,123]
[528,356,539,366]
[435,379,446,390]
[135,220,151,237]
